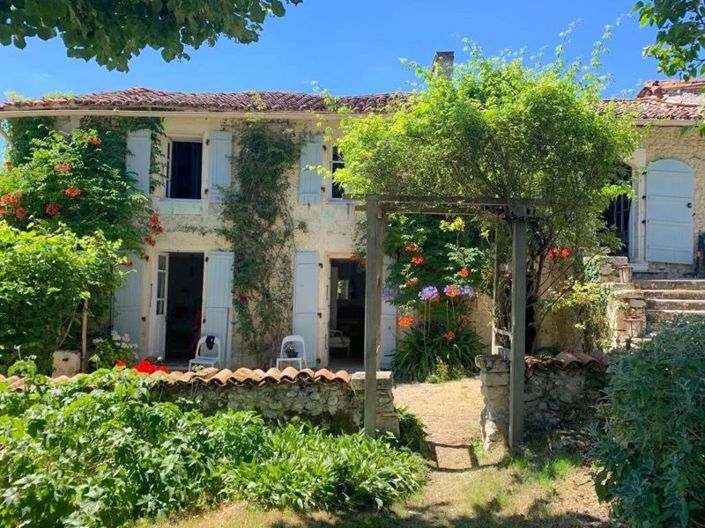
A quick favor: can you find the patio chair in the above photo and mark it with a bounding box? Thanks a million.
[276,335,307,370]
[329,328,351,357]
[188,335,222,371]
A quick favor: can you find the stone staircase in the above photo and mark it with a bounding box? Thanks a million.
[637,279,705,334]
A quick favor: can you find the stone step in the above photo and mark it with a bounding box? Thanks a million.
[646,298,705,310]
[636,279,705,291]
[646,309,705,323]
[642,289,705,300]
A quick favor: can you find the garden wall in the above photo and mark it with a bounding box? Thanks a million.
[475,351,606,448]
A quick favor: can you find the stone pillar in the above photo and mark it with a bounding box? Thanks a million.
[475,354,510,449]
[351,371,400,436]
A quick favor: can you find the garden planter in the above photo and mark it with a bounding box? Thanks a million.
[618,265,633,284]
[52,350,81,377]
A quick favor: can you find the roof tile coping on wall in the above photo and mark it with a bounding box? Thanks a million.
[0,367,352,392]
[525,350,607,372]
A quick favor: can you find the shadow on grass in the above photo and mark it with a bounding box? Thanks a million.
[267,499,612,528]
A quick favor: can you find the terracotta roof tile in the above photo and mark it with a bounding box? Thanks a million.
[0,87,405,114]
[0,367,352,392]
[525,352,607,372]
[606,98,701,121]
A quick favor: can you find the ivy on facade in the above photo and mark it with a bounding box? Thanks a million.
[218,120,304,360]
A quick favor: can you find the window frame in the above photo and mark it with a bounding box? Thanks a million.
[165,136,204,201]
[329,145,349,202]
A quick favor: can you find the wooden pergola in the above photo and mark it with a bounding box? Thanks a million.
[363,194,545,450]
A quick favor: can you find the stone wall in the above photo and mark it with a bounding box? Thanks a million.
[475,352,605,449]
[158,370,399,435]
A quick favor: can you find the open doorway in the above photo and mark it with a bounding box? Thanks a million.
[164,253,204,362]
[329,259,366,366]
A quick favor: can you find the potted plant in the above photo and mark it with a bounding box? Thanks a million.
[283,342,298,359]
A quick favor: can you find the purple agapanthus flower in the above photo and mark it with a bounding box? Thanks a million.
[383,287,398,301]
[461,285,475,297]
[418,286,440,302]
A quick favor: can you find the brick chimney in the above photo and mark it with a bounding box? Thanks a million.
[432,51,454,78]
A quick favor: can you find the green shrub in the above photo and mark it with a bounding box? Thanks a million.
[0,365,426,526]
[393,320,483,382]
[89,330,139,370]
[592,319,705,527]
[0,223,124,373]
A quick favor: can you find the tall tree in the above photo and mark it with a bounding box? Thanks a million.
[0,0,302,71]
[635,0,705,78]
[333,51,638,352]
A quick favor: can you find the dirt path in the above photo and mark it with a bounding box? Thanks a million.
[394,378,483,470]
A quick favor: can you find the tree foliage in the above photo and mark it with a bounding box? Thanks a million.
[334,50,638,351]
[635,0,705,78]
[0,0,303,71]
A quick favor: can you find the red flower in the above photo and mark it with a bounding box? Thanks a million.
[406,277,419,288]
[143,236,156,247]
[398,315,414,328]
[404,243,420,252]
[238,294,249,304]
[64,186,81,197]
[132,360,169,375]
[457,268,470,278]
[350,253,359,261]
[546,247,571,261]
[45,203,62,216]
[114,360,127,368]
[360,258,367,267]
[411,256,425,265]
[149,212,160,225]
[15,206,26,219]
[442,330,456,341]
[0,192,22,207]
[54,163,72,173]
[90,136,102,145]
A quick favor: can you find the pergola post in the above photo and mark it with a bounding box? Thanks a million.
[509,207,527,450]
[364,195,384,437]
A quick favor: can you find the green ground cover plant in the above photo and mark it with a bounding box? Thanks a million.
[593,318,705,527]
[0,364,426,527]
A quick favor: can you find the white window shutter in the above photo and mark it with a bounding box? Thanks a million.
[298,134,324,204]
[205,251,235,366]
[112,253,144,353]
[293,251,319,365]
[125,129,151,195]
[207,130,233,203]
[380,256,397,369]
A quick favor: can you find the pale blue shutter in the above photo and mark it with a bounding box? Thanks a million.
[380,256,397,369]
[294,251,319,365]
[207,130,233,203]
[205,251,235,367]
[126,129,151,195]
[112,253,144,353]
[298,134,324,204]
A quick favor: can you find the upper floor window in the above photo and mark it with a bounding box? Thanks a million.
[331,146,346,200]
[168,140,202,199]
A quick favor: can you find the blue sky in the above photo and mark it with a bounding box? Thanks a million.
[0,1,664,102]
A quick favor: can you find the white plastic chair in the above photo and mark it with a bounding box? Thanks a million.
[189,335,222,371]
[276,335,307,370]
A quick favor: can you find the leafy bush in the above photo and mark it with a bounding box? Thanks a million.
[592,319,705,527]
[0,364,426,527]
[393,320,483,382]
[0,223,124,373]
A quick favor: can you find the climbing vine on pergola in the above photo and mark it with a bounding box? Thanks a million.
[363,195,546,449]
